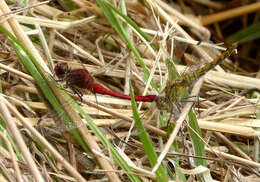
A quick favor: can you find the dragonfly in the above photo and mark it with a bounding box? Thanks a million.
[54,63,157,102]
[156,43,238,112]
[39,43,237,134]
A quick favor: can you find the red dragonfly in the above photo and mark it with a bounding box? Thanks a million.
[54,63,157,102]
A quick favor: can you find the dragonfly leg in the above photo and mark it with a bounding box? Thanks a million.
[180,95,199,103]
[166,108,174,128]
[10,80,23,87]
[166,104,182,127]
[70,86,83,104]
[37,111,53,125]
[48,71,65,83]
[55,79,65,83]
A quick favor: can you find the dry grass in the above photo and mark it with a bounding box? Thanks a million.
[0,0,259,181]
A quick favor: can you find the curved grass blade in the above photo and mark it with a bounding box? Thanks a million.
[130,83,168,181]
[0,24,146,182]
[226,22,260,44]
[103,1,152,42]
[68,97,142,182]
[0,116,23,161]
[165,58,206,167]
[96,0,158,92]
[167,125,186,181]
[0,78,23,161]
[0,25,90,154]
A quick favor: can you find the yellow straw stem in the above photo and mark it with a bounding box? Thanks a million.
[201,2,260,25]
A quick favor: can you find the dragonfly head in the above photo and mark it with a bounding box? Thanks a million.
[54,63,69,79]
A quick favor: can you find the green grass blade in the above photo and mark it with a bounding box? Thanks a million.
[0,25,90,154]
[0,117,23,161]
[0,25,145,181]
[167,125,186,181]
[63,0,77,11]
[67,96,142,182]
[130,83,168,181]
[96,0,158,91]
[187,111,206,166]
[226,22,260,44]
[165,58,206,167]
[103,1,151,42]
[0,76,23,161]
